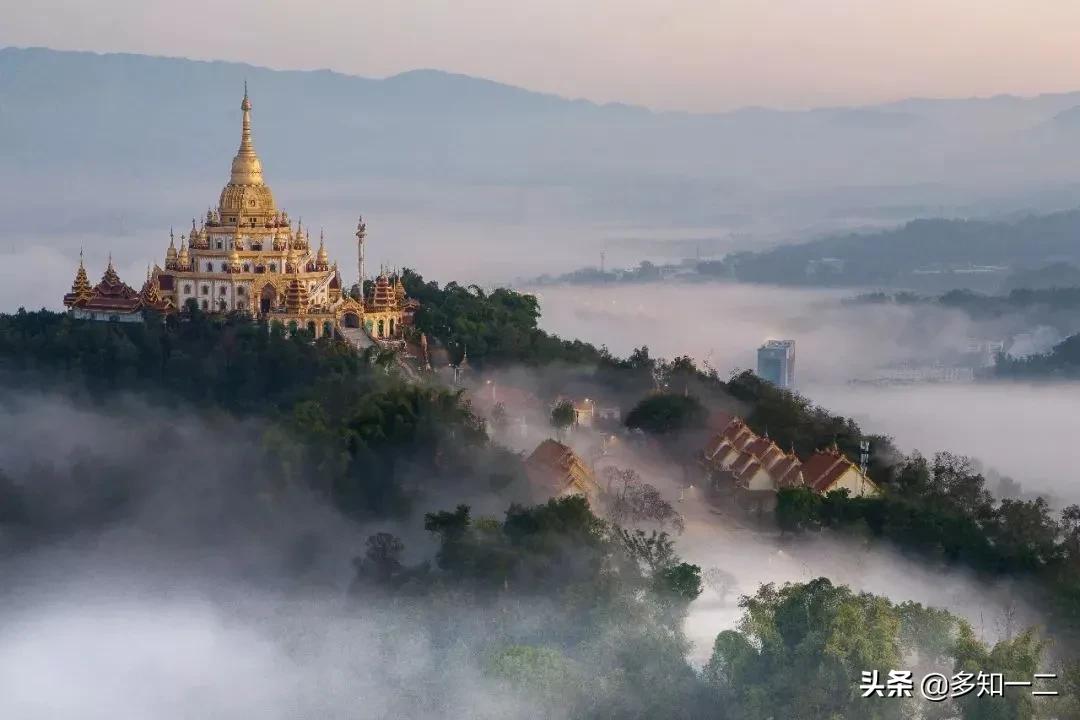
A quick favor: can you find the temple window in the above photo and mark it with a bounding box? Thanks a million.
[216,241,223,250]
[220,287,228,296]
[206,262,213,271]
[221,263,228,272]
[201,285,209,295]
[237,286,245,296]
[243,263,250,272]
[270,263,277,272]
[184,284,192,294]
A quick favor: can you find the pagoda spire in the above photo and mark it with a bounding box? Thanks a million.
[64,249,93,306]
[101,253,121,286]
[239,81,253,155]
[229,83,264,185]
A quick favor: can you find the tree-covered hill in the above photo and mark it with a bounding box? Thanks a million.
[993,332,1080,379]
[4,295,1080,716]
[713,210,1080,289]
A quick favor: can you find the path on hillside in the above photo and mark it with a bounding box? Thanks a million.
[338,326,421,382]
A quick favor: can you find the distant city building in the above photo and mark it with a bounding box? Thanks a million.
[757,339,796,389]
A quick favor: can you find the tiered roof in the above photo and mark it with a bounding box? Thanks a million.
[63,258,142,314]
[139,269,172,313]
[62,252,93,307]
[368,272,399,311]
[284,272,310,313]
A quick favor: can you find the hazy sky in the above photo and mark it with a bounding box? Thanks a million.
[3,0,1079,112]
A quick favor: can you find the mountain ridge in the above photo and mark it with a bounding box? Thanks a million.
[5,45,1080,247]
[7,45,1080,119]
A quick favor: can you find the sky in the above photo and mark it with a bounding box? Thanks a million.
[2,0,1079,112]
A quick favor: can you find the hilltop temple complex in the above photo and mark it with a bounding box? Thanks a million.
[63,87,415,342]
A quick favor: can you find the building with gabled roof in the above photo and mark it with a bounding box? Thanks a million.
[801,446,880,498]
[702,412,878,502]
[526,439,601,504]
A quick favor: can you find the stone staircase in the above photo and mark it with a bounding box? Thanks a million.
[338,325,374,351]
[337,325,421,382]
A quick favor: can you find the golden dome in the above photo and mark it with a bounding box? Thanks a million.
[219,85,275,220]
[177,239,190,269]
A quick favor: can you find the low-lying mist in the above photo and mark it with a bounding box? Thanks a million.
[0,390,560,719]
[530,281,1080,500]
[1,381,1044,716]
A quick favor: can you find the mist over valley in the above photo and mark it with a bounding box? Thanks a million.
[3,33,1080,720]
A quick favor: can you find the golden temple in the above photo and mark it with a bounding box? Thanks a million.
[64,86,415,342]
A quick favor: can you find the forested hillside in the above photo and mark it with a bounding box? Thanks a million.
[716,211,1080,289]
[3,286,1080,717]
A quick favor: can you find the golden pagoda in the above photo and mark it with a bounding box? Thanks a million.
[63,86,416,342]
[63,251,94,306]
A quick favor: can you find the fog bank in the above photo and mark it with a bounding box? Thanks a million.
[532,281,1080,500]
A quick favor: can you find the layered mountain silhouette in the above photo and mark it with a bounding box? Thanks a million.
[5,44,1080,195]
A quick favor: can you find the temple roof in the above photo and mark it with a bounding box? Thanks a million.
[219,85,275,219]
[802,449,857,493]
[62,251,94,307]
[368,272,400,312]
[284,271,310,313]
[64,258,142,313]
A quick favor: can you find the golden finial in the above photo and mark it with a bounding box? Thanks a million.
[229,82,263,185]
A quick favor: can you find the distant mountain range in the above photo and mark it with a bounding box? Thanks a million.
[5,46,1080,197]
[5,46,1080,275]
